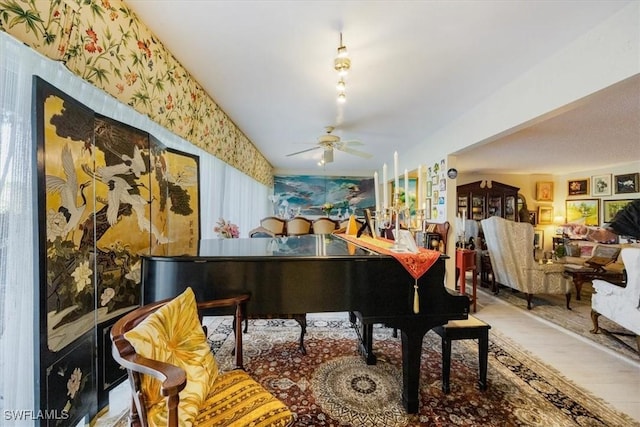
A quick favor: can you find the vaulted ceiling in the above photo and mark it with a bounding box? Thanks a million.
[126,1,639,176]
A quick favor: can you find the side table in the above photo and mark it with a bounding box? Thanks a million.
[456,248,478,312]
[563,264,625,300]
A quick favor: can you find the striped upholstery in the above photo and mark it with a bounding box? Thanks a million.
[196,370,293,427]
[122,288,293,427]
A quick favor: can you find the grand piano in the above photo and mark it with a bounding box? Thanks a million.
[141,234,469,413]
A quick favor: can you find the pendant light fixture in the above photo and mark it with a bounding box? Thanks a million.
[334,32,351,103]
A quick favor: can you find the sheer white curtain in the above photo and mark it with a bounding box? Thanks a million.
[0,31,269,424]
[0,32,38,424]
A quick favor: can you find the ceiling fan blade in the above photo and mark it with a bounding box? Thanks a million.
[340,139,363,146]
[336,146,373,159]
[285,146,322,157]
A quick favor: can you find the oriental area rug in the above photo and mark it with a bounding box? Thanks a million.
[204,315,636,427]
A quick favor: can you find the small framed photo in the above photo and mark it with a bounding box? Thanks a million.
[568,179,589,196]
[591,174,611,196]
[528,210,537,226]
[538,206,553,225]
[603,199,633,223]
[535,181,554,201]
[424,199,432,219]
[566,199,600,226]
[614,173,639,194]
[533,230,544,250]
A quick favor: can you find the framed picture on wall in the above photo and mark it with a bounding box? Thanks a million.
[566,199,600,226]
[603,199,633,223]
[538,206,553,224]
[614,173,639,194]
[528,210,537,225]
[568,178,589,196]
[535,181,554,201]
[533,230,544,250]
[591,174,612,196]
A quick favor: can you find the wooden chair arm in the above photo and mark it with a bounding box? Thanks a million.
[110,293,251,426]
[197,294,249,370]
[196,294,250,310]
[111,335,187,396]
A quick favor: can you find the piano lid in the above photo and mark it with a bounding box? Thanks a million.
[151,234,381,259]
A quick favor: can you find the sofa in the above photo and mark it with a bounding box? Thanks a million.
[591,247,640,352]
[481,216,572,309]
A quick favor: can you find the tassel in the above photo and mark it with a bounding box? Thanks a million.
[413,280,420,314]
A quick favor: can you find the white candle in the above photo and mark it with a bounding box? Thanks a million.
[374,171,380,212]
[462,208,466,232]
[417,164,422,206]
[404,169,409,209]
[394,151,399,197]
[382,163,388,209]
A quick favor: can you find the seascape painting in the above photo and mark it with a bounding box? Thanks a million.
[274,175,375,217]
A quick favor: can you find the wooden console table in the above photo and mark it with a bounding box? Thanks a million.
[564,265,625,300]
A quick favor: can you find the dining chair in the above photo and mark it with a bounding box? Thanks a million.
[312,217,338,234]
[286,216,312,236]
[260,216,287,236]
[248,226,276,238]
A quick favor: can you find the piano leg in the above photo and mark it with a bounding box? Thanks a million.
[399,327,430,414]
[360,323,377,365]
[350,312,377,365]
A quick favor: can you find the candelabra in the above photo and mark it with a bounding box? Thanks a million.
[379,195,409,251]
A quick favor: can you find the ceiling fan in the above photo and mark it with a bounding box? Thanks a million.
[285,126,372,163]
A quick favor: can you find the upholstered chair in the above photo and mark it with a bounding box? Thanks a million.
[480,216,572,309]
[248,226,276,238]
[591,247,640,351]
[110,288,293,427]
[285,217,312,236]
[260,216,286,236]
[312,217,338,234]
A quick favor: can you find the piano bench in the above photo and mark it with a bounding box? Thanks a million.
[432,316,491,394]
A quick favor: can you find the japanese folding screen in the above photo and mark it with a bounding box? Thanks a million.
[34,77,200,425]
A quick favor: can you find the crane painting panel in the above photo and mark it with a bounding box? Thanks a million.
[35,77,201,423]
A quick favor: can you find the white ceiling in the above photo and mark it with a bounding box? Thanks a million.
[126,0,639,177]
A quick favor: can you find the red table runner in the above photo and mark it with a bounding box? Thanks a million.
[337,234,442,313]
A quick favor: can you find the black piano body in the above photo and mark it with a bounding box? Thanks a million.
[141,234,469,413]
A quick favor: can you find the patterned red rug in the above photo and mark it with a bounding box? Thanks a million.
[206,316,636,427]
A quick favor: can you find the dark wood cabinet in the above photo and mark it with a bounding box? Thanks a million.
[457,181,520,221]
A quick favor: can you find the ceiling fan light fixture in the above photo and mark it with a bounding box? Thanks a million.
[323,148,334,163]
[337,92,346,103]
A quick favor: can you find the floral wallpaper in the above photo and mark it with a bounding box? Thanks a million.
[0,0,273,186]
[36,75,201,424]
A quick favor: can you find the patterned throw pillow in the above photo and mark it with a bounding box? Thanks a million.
[124,287,218,427]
